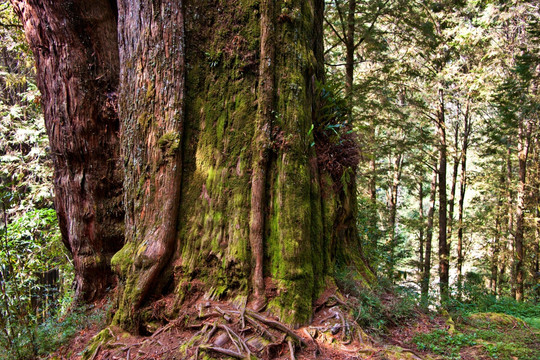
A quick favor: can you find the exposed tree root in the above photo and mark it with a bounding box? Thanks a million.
[81,295,428,360]
[199,345,245,359]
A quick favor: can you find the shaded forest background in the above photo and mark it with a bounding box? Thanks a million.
[0,0,539,359]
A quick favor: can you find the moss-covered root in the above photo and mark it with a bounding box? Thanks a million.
[81,327,127,360]
[440,308,456,334]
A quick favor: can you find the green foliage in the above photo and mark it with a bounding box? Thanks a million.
[336,272,418,334]
[0,304,107,360]
[413,329,478,359]
[413,314,540,360]
[357,195,383,268]
[449,292,540,321]
[0,200,74,359]
[0,3,76,359]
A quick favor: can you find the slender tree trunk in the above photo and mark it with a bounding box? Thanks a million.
[491,204,502,295]
[437,88,449,303]
[418,179,425,281]
[387,154,403,282]
[345,0,356,120]
[10,0,124,302]
[498,165,509,297]
[421,169,438,308]
[535,143,540,300]
[457,99,470,299]
[447,120,460,244]
[367,117,377,204]
[515,119,532,301]
[506,147,517,298]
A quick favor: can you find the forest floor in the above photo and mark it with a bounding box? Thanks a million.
[47,290,540,360]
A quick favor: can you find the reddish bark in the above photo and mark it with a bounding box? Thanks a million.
[10,0,124,302]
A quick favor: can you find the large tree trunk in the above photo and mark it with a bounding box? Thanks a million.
[10,0,124,302]
[16,0,373,332]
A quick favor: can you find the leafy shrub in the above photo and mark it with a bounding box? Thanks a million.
[336,272,418,334]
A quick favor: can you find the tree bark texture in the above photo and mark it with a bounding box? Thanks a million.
[10,0,124,302]
[15,0,373,331]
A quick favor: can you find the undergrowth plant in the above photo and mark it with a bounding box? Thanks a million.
[0,3,77,358]
[336,270,418,335]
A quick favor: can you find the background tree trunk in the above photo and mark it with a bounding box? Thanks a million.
[418,180,424,281]
[456,99,470,298]
[515,119,532,301]
[10,0,124,302]
[387,154,403,282]
[437,88,449,303]
[421,169,437,308]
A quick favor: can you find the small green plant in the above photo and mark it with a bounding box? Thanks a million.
[336,272,418,335]
[413,329,477,359]
[35,304,108,356]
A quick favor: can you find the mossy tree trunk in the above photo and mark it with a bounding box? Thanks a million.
[11,0,124,302]
[15,0,372,331]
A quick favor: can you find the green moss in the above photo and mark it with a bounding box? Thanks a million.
[81,327,115,360]
[137,112,153,129]
[145,82,155,101]
[158,132,181,157]
[174,3,258,303]
[111,242,136,276]
[468,312,528,329]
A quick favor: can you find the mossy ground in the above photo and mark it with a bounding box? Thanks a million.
[400,311,540,360]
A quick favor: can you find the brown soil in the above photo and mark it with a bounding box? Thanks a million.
[49,288,429,360]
